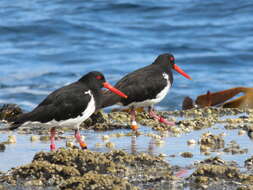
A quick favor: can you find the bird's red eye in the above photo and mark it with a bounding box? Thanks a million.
[170,57,174,61]
[96,75,102,80]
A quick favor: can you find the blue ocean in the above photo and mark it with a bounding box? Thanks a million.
[0,0,253,111]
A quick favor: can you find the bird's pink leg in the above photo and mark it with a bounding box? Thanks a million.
[75,129,87,150]
[175,169,189,178]
[130,107,138,131]
[50,127,56,151]
[148,106,175,126]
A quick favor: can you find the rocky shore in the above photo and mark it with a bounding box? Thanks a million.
[1,106,253,189]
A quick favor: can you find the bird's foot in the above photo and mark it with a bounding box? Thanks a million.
[158,117,175,126]
[131,120,138,131]
[75,130,87,150]
[79,141,88,150]
[175,169,189,178]
[149,111,175,126]
[50,144,56,151]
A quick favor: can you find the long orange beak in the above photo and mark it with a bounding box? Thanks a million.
[173,64,192,80]
[103,82,128,98]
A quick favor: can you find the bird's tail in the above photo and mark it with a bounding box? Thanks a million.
[0,123,22,131]
[100,90,121,108]
[0,113,31,131]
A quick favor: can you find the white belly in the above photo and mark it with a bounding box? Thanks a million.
[127,82,171,108]
[56,90,96,128]
[127,73,171,108]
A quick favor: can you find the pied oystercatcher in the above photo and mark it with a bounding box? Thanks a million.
[101,53,191,130]
[6,71,127,150]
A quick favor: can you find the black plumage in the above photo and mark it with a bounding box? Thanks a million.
[102,53,174,108]
[8,71,106,130]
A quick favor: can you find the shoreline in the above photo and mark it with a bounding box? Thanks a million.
[0,107,253,189]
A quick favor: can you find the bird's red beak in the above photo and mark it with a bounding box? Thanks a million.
[173,64,192,80]
[103,82,128,98]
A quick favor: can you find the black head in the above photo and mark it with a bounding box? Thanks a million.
[78,71,106,89]
[153,53,175,67]
[78,71,128,98]
[153,53,191,80]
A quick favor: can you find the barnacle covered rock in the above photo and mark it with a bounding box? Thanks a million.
[199,132,225,150]
[59,172,137,190]
[0,148,172,189]
[0,161,80,186]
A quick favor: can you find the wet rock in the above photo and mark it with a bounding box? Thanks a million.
[199,132,224,150]
[82,110,108,127]
[59,172,138,190]
[33,149,126,176]
[223,140,248,155]
[0,143,5,152]
[190,164,240,184]
[6,135,16,144]
[0,161,80,186]
[187,139,196,145]
[189,156,253,189]
[199,156,226,166]
[237,186,253,190]
[105,142,115,149]
[182,96,194,110]
[39,135,50,141]
[0,148,172,189]
[30,135,39,142]
[245,156,253,170]
[65,141,74,148]
[95,143,103,147]
[176,117,217,134]
[24,179,44,186]
[102,135,110,140]
[154,139,165,146]
[180,152,193,158]
[83,122,129,131]
[0,104,23,121]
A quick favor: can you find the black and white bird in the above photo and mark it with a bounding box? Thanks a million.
[101,53,191,131]
[5,71,127,150]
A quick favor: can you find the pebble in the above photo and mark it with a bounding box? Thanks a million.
[115,133,125,137]
[105,142,115,149]
[39,136,50,141]
[7,135,16,144]
[187,139,196,145]
[180,152,193,158]
[238,130,246,136]
[154,139,165,146]
[200,145,210,152]
[219,132,226,137]
[30,135,39,142]
[102,135,110,141]
[158,153,167,158]
[95,143,103,147]
[66,141,74,148]
[0,143,5,152]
